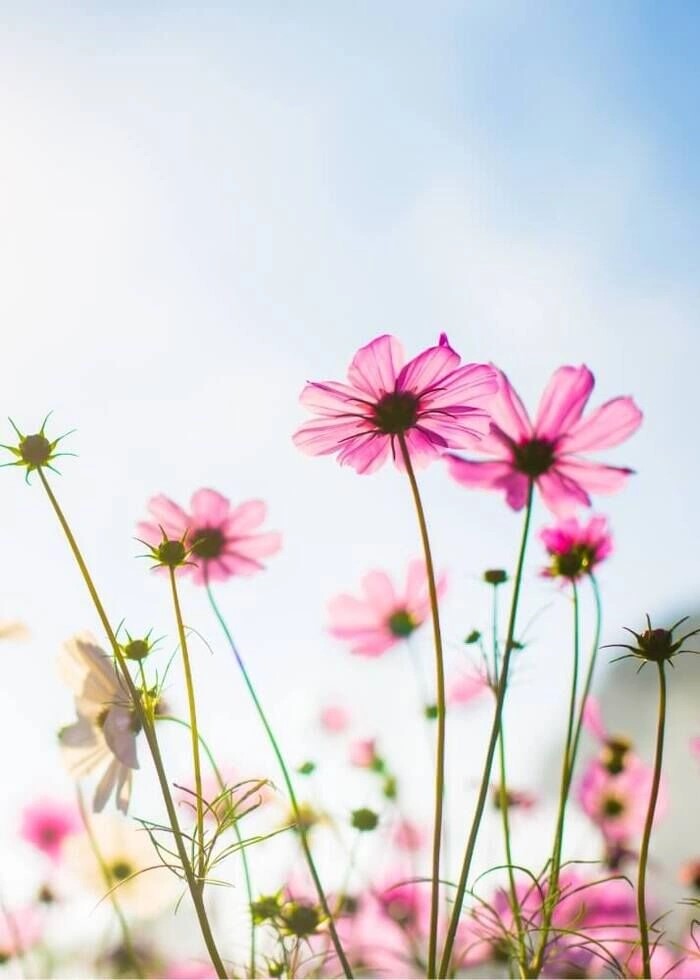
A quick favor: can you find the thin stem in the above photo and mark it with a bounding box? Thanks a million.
[76,787,144,979]
[637,661,667,978]
[168,568,206,883]
[205,582,354,980]
[567,574,603,778]
[35,469,228,979]
[159,715,257,978]
[397,433,446,980]
[439,482,534,979]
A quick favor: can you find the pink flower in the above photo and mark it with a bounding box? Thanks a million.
[176,767,273,823]
[165,961,218,979]
[679,859,700,893]
[691,736,700,760]
[578,755,667,843]
[446,365,642,515]
[137,488,281,584]
[293,333,497,474]
[0,907,42,960]
[391,820,426,853]
[20,798,80,863]
[447,666,490,707]
[319,704,350,734]
[328,559,446,657]
[540,514,613,580]
[349,739,377,768]
[375,878,431,936]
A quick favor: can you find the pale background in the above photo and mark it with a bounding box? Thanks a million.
[0,0,698,970]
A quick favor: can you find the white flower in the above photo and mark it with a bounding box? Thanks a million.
[65,814,177,918]
[58,634,140,814]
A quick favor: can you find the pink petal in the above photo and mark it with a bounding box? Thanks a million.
[190,488,231,525]
[396,427,442,469]
[690,737,700,759]
[102,708,139,769]
[224,500,267,534]
[292,418,373,456]
[218,553,267,577]
[328,595,383,631]
[361,571,399,616]
[420,362,498,410]
[337,432,391,474]
[537,469,592,516]
[488,367,533,441]
[396,342,460,395]
[534,366,594,440]
[299,380,372,417]
[559,396,643,453]
[556,458,633,495]
[445,455,513,490]
[230,531,282,561]
[135,520,166,548]
[417,411,492,449]
[347,334,405,398]
[145,495,190,537]
[582,696,607,740]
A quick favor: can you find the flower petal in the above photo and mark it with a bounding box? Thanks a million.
[103,708,139,770]
[230,531,282,562]
[361,571,399,616]
[292,418,373,457]
[328,595,382,631]
[347,335,404,398]
[93,759,120,813]
[396,342,460,395]
[534,366,594,440]
[299,381,373,417]
[144,494,190,537]
[224,500,267,534]
[537,468,592,516]
[559,396,643,453]
[556,458,633,495]
[420,362,498,410]
[488,367,533,441]
[337,432,391,474]
[190,488,231,525]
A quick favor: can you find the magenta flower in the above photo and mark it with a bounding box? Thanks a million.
[540,514,613,579]
[0,907,42,961]
[319,704,351,734]
[293,333,497,474]
[349,738,377,768]
[165,961,218,979]
[578,755,667,844]
[137,488,281,584]
[392,820,426,853]
[328,560,446,657]
[446,365,642,515]
[447,666,490,707]
[20,798,80,863]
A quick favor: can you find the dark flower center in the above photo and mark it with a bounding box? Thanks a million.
[602,795,625,818]
[157,539,187,567]
[19,433,53,467]
[512,438,556,477]
[373,392,419,435]
[110,860,133,881]
[551,546,595,579]
[602,736,632,775]
[639,628,673,662]
[124,639,150,661]
[40,826,58,844]
[281,902,320,937]
[384,896,415,927]
[191,526,225,559]
[388,609,416,638]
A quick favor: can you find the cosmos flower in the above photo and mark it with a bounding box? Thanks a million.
[679,859,700,893]
[319,704,351,733]
[57,634,140,814]
[349,739,378,768]
[446,365,642,515]
[327,560,446,657]
[577,755,666,844]
[391,820,426,853]
[65,814,176,918]
[447,666,490,707]
[137,488,281,585]
[20,798,80,863]
[540,514,613,580]
[0,907,42,963]
[175,767,273,825]
[165,961,218,979]
[293,333,497,474]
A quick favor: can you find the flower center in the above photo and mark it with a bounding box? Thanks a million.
[639,628,674,662]
[512,438,556,477]
[373,392,418,435]
[19,433,53,467]
[191,526,225,559]
[550,546,594,579]
[384,896,415,927]
[157,538,187,567]
[602,795,625,818]
[110,860,133,881]
[387,609,416,638]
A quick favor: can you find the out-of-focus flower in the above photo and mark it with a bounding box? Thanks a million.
[446,364,642,515]
[447,666,490,707]
[328,560,446,657]
[691,736,700,760]
[0,621,28,641]
[137,488,281,584]
[319,704,350,733]
[65,814,176,918]
[57,634,140,814]
[375,877,430,936]
[293,333,497,474]
[20,798,80,862]
[176,767,273,825]
[578,755,666,844]
[623,943,677,979]
[679,859,700,893]
[0,907,42,962]
[491,785,537,812]
[165,961,218,979]
[392,820,426,853]
[349,739,378,769]
[540,514,613,580]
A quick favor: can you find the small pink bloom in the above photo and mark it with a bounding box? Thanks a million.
[392,820,426,853]
[293,333,497,474]
[679,858,700,892]
[176,767,273,823]
[328,559,446,657]
[623,943,677,979]
[582,694,608,740]
[690,736,700,759]
[165,961,218,979]
[447,666,490,707]
[137,488,281,584]
[20,798,80,863]
[375,877,430,937]
[0,907,42,960]
[349,739,377,768]
[446,365,642,515]
[540,514,613,579]
[578,756,667,843]
[319,704,350,733]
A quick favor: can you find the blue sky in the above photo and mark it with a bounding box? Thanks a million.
[0,0,698,947]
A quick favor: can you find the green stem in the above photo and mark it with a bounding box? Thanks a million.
[567,575,603,781]
[76,787,144,979]
[204,582,354,980]
[637,661,667,978]
[36,469,228,979]
[168,569,206,883]
[158,715,257,978]
[439,482,534,979]
[397,433,446,980]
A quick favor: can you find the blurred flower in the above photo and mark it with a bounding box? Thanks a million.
[137,488,281,584]
[349,739,377,768]
[20,798,80,862]
[293,333,497,474]
[65,814,176,918]
[165,961,218,980]
[319,704,350,733]
[540,514,613,580]
[491,785,537,812]
[375,877,430,936]
[328,559,446,656]
[176,767,273,824]
[392,820,425,853]
[578,755,666,843]
[679,859,700,893]
[0,907,42,963]
[0,621,28,641]
[447,666,490,706]
[57,634,140,814]
[691,736,700,759]
[446,364,642,515]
